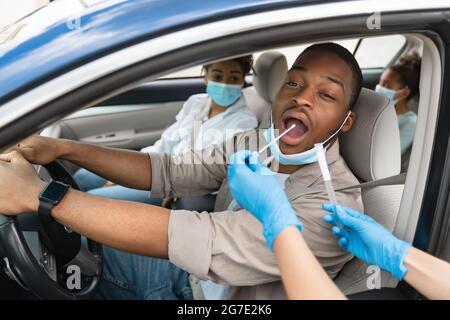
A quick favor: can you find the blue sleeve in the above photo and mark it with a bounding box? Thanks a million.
[399,115,417,154]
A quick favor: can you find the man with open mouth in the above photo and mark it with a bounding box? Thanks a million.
[0,43,364,300]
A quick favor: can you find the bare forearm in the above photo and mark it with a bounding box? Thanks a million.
[58,139,151,189]
[273,227,346,300]
[403,247,450,299]
[51,189,169,258]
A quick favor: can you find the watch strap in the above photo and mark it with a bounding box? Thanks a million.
[38,198,55,218]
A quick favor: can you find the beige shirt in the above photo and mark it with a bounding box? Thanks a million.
[148,129,363,299]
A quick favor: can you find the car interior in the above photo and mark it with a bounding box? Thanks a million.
[0,29,443,300]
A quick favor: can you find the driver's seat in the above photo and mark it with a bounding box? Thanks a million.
[336,88,404,295]
[243,51,288,127]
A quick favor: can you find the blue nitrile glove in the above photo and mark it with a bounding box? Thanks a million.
[227,150,302,251]
[322,204,412,280]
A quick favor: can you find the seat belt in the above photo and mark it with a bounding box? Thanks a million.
[336,172,406,191]
[295,172,407,198]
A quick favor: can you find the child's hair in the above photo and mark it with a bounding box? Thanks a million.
[390,51,421,101]
[202,55,254,76]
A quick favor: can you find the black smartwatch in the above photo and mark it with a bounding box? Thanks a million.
[38,180,70,218]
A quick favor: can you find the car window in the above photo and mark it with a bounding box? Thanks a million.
[354,35,406,69]
[159,35,406,79]
[161,65,204,79]
[253,39,360,69]
[159,39,359,79]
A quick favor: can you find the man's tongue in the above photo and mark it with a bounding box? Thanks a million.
[283,118,307,138]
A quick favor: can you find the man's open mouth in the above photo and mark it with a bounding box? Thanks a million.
[279,113,310,145]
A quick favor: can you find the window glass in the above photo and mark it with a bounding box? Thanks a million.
[159,35,406,79]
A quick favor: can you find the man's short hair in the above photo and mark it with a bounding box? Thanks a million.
[301,42,363,110]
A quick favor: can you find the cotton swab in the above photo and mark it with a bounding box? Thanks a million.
[252,123,296,167]
[227,124,296,211]
[257,123,296,155]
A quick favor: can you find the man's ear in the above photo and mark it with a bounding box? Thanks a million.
[341,111,355,133]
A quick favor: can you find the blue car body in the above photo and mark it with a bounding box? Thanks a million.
[0,0,319,105]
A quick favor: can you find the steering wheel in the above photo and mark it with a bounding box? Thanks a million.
[0,160,103,299]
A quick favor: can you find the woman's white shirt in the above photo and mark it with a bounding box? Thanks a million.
[141,93,258,155]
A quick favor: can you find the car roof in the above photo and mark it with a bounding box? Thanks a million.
[0,0,326,105]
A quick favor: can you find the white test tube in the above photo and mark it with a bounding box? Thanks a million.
[314,143,343,228]
[314,143,337,204]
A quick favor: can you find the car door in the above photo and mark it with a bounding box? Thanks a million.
[54,78,205,150]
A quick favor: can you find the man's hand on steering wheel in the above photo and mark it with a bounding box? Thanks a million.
[0,152,104,299]
[0,151,46,215]
[12,135,64,165]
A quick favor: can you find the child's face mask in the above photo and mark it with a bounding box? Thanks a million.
[375,84,399,105]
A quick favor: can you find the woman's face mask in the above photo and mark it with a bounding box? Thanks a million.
[204,60,245,107]
[206,80,242,107]
[263,111,351,165]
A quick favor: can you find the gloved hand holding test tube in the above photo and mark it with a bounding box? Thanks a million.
[227,124,296,210]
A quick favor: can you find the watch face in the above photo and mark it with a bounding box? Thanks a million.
[41,181,68,204]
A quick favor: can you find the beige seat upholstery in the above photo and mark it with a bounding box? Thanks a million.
[243,51,288,127]
[336,88,404,294]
